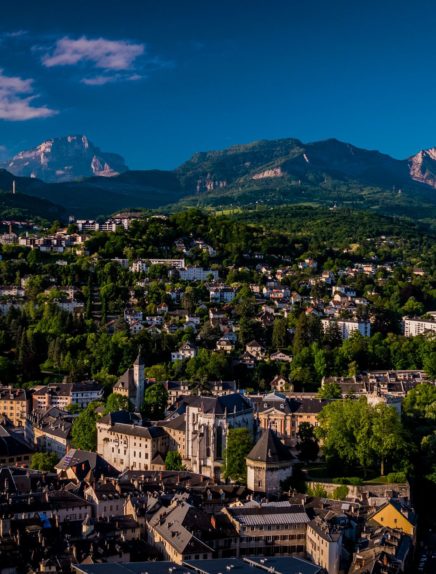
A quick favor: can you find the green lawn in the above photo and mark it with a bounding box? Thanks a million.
[304,463,395,485]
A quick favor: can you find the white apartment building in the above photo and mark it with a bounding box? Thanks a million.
[209,286,236,303]
[403,314,436,336]
[148,258,185,269]
[130,260,148,273]
[321,318,371,339]
[179,267,219,281]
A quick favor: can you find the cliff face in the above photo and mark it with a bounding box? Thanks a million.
[409,148,436,188]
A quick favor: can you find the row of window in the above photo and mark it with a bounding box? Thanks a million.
[241,524,304,532]
[242,534,305,542]
[111,447,150,459]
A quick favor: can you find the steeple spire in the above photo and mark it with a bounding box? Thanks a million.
[134,345,143,365]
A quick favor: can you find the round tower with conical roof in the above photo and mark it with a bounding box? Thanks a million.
[246,428,294,497]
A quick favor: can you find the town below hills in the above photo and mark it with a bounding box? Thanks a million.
[0,205,434,573]
[1,135,436,226]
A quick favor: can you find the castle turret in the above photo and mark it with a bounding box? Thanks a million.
[246,428,294,497]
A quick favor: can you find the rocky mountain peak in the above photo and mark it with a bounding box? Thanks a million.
[409,147,436,188]
[1,135,128,183]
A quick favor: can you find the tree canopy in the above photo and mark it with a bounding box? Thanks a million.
[30,451,59,472]
[143,382,168,420]
[71,402,103,451]
[223,427,253,483]
[316,398,408,476]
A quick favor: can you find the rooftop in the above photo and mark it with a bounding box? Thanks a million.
[247,428,294,464]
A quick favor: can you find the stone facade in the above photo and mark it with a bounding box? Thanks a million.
[185,394,254,479]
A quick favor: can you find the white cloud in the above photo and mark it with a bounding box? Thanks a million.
[0,30,28,42]
[42,36,145,71]
[0,69,57,121]
[81,72,143,86]
[5,30,28,38]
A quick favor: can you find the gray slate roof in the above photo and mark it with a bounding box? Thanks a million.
[247,428,293,464]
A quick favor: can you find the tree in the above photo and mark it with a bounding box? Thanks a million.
[315,398,374,476]
[323,321,343,349]
[165,451,184,470]
[272,317,287,349]
[370,404,406,476]
[297,422,319,462]
[145,364,169,382]
[403,383,436,419]
[31,451,59,472]
[333,484,349,500]
[223,427,253,483]
[316,398,407,477]
[71,402,102,451]
[402,296,424,317]
[423,347,436,381]
[313,345,328,381]
[318,382,341,399]
[65,403,82,414]
[143,382,168,420]
[104,393,132,414]
[307,483,328,497]
[293,313,322,355]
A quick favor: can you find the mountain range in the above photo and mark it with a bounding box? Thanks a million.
[1,135,436,224]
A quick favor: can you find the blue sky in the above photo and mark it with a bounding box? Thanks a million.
[1,0,436,169]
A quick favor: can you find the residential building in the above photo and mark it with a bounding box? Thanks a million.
[245,340,266,359]
[0,386,28,427]
[403,314,436,336]
[147,497,215,563]
[158,414,187,459]
[55,449,118,481]
[270,375,291,392]
[149,258,185,268]
[306,516,342,574]
[216,337,235,353]
[171,341,198,362]
[322,370,430,400]
[369,499,416,538]
[209,286,237,303]
[96,411,169,472]
[84,481,126,519]
[321,318,371,339]
[130,259,148,273]
[32,381,103,412]
[348,526,412,574]
[223,500,310,557]
[165,380,191,404]
[179,267,219,281]
[26,407,74,458]
[0,424,33,467]
[270,351,293,363]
